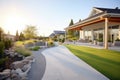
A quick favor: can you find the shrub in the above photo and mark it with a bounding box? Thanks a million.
[4,39,12,49]
[30,46,40,51]
[0,57,8,71]
[98,38,103,42]
[115,38,120,41]
[0,58,6,65]
[14,47,32,57]
[48,41,55,47]
[108,40,112,42]
[0,41,5,58]
[62,38,65,43]
[14,41,24,47]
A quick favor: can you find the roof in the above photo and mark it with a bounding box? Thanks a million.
[53,30,65,35]
[86,7,120,21]
[95,7,120,14]
[49,33,55,37]
[4,34,15,37]
[49,30,65,37]
[65,7,120,30]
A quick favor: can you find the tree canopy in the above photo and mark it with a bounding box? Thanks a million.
[23,25,38,39]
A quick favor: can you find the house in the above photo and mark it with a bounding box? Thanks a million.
[4,34,15,41]
[65,7,120,49]
[49,30,65,41]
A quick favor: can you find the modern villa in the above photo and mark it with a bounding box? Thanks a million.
[65,7,120,49]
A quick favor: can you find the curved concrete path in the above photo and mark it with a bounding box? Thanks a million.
[42,45,109,80]
[28,49,46,80]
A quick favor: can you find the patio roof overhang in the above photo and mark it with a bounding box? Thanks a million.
[66,13,120,30]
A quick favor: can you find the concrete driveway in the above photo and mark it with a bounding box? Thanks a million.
[41,45,109,80]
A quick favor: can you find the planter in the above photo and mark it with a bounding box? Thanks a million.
[108,42,112,47]
[113,41,120,46]
[97,42,103,46]
[93,40,97,45]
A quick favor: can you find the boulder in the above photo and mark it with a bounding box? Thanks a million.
[24,56,34,61]
[22,63,31,72]
[0,69,10,80]
[11,69,21,80]
[15,68,27,80]
[22,60,30,65]
[11,61,24,70]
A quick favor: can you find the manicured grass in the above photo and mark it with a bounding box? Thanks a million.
[65,44,120,80]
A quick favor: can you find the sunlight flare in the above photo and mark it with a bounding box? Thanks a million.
[3,13,29,35]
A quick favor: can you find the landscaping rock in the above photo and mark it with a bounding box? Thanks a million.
[11,69,21,80]
[22,60,30,65]
[25,56,34,61]
[0,69,10,80]
[11,61,24,70]
[15,68,28,80]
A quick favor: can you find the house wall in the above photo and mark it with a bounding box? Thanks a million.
[4,35,15,41]
[79,30,84,39]
[79,21,120,42]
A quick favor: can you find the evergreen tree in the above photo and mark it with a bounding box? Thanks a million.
[79,19,81,22]
[67,29,74,39]
[19,32,25,41]
[69,19,74,26]
[15,30,19,41]
[0,27,4,41]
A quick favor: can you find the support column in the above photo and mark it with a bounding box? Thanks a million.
[91,29,94,41]
[65,29,67,42]
[79,30,81,40]
[104,18,108,49]
[119,25,120,39]
[83,30,85,40]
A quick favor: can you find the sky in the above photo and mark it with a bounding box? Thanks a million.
[0,0,120,36]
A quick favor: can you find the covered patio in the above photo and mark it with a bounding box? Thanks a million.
[65,7,120,49]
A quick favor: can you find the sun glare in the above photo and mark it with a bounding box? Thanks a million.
[3,13,29,35]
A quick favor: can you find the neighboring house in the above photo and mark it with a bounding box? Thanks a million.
[49,30,65,40]
[65,7,120,49]
[4,34,15,41]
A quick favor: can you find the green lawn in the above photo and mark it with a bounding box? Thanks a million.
[65,44,120,80]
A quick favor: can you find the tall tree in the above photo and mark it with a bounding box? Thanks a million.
[69,19,74,26]
[15,30,19,41]
[19,32,25,41]
[23,25,38,39]
[79,19,81,22]
[0,27,4,41]
[67,30,74,39]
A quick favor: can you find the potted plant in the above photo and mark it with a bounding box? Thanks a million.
[97,38,103,46]
[114,38,120,46]
[89,40,93,44]
[108,40,112,47]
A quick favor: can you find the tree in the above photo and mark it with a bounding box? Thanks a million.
[67,30,74,39]
[0,27,4,41]
[0,41,4,58]
[79,19,81,22]
[23,25,38,39]
[19,32,25,41]
[69,19,74,26]
[15,30,19,41]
